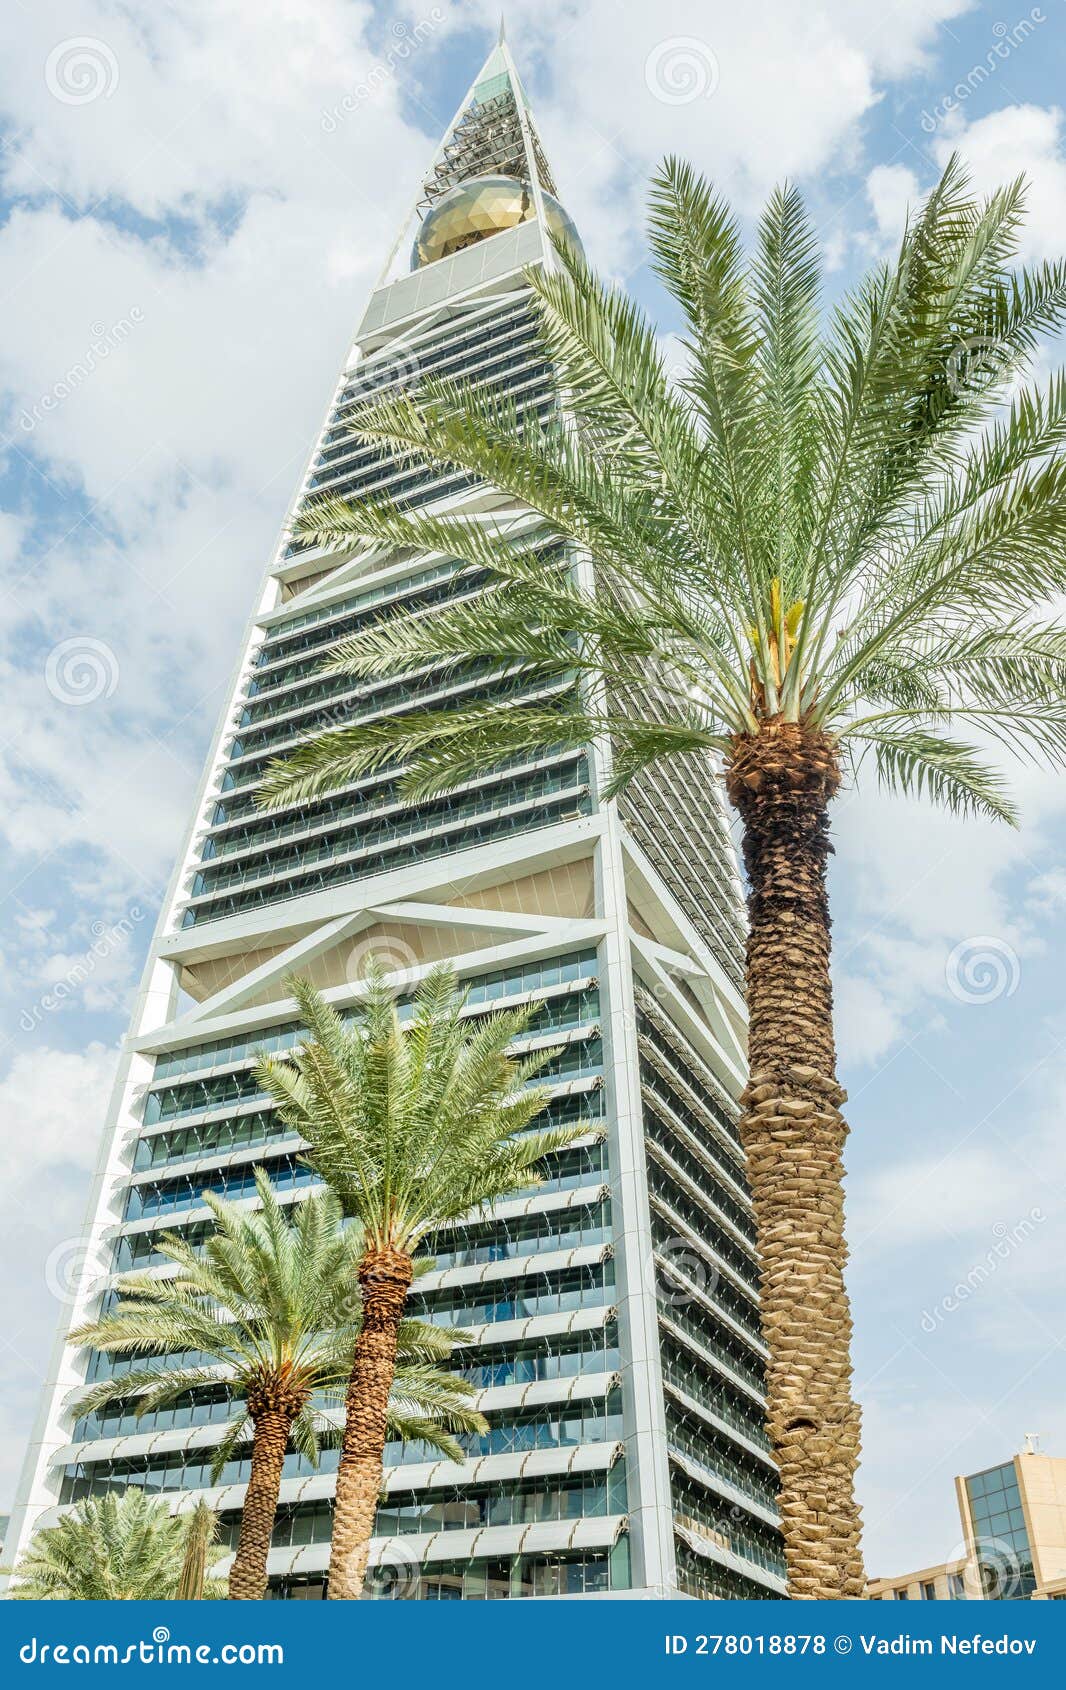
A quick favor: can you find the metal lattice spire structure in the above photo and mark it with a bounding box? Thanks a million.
[372,33,559,287]
[419,39,556,206]
[5,35,781,1603]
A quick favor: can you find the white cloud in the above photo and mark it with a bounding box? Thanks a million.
[0,1041,115,1199]
[0,1,434,218]
[828,748,1066,1079]
[0,2,454,888]
[859,100,1066,275]
[452,0,974,269]
[934,103,1066,261]
[852,1143,1027,1252]
[0,1042,117,1508]
[834,969,912,1071]
[849,1052,1066,1569]
[865,162,919,251]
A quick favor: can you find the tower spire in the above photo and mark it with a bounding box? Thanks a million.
[373,31,560,285]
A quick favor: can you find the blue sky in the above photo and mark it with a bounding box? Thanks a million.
[2,0,1065,1577]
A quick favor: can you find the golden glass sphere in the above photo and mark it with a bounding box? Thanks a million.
[411,174,582,270]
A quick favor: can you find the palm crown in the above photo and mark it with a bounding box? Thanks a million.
[70,1170,484,1473]
[260,155,1066,825]
[254,964,589,1254]
[11,1488,227,1600]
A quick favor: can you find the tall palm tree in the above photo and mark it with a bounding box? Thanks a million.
[257,159,1066,1598]
[69,1170,484,1600]
[253,963,586,1599]
[10,1488,227,1599]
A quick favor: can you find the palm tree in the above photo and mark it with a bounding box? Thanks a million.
[10,1488,227,1599]
[176,1499,220,1599]
[253,963,586,1599]
[69,1170,484,1600]
[257,158,1066,1598]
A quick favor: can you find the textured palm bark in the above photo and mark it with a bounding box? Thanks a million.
[726,720,865,1600]
[327,1248,414,1600]
[228,1385,305,1601]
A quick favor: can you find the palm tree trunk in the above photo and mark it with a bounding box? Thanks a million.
[327,1248,414,1600]
[228,1407,293,1600]
[726,720,865,1599]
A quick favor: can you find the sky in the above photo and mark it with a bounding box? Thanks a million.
[1,0,1065,1580]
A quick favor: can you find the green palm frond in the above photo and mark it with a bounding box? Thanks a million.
[204,1412,254,1484]
[67,1161,479,1489]
[10,1489,227,1601]
[255,963,586,1256]
[844,724,1019,822]
[261,154,1066,817]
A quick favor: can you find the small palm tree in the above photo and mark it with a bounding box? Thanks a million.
[259,159,1066,1597]
[69,1171,484,1600]
[253,963,585,1598]
[10,1488,227,1599]
[176,1499,220,1599]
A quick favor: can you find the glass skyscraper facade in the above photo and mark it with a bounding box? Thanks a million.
[7,38,783,1600]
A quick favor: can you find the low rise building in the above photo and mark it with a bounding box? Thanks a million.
[868,1444,1066,1601]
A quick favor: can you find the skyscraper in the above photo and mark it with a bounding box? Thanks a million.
[7,35,783,1600]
